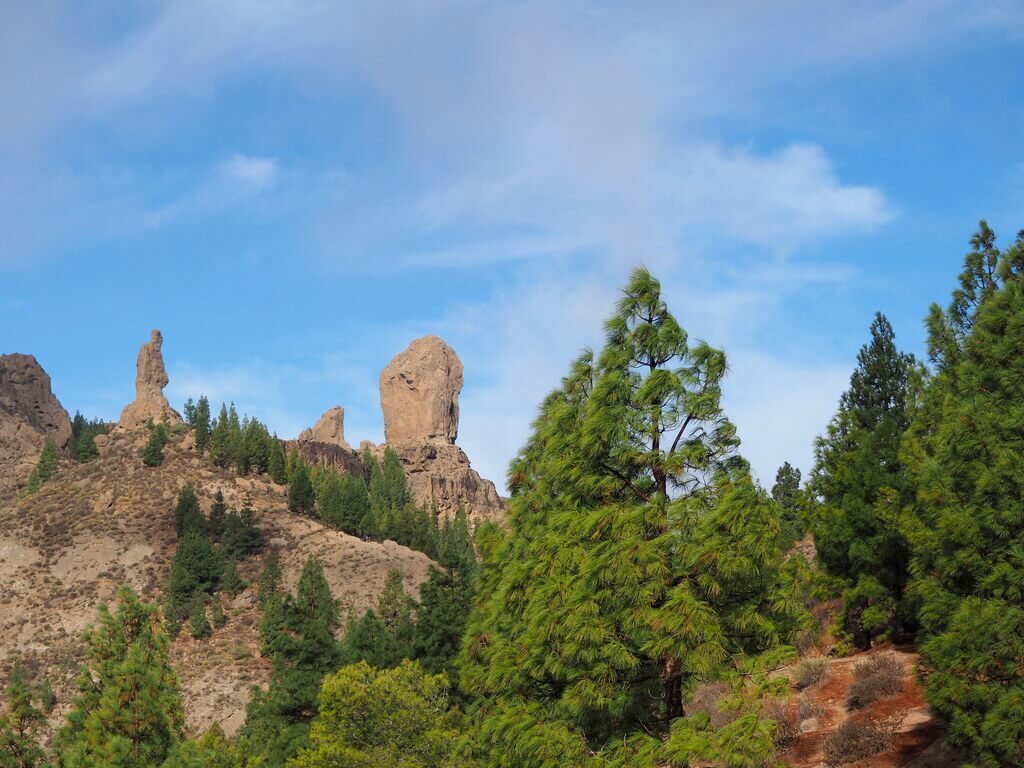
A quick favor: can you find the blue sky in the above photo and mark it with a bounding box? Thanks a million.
[2,2,1022,493]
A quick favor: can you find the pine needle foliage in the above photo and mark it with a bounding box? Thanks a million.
[810,313,916,647]
[53,587,184,768]
[0,664,48,768]
[459,267,806,768]
[902,223,1024,767]
[289,661,463,768]
[25,439,60,495]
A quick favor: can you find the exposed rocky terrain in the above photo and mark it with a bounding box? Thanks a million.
[293,335,505,522]
[0,330,464,737]
[0,353,72,491]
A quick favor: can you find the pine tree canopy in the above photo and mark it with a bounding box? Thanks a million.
[0,664,48,768]
[810,312,915,647]
[903,223,1024,768]
[459,267,806,768]
[54,587,184,768]
[289,661,462,768]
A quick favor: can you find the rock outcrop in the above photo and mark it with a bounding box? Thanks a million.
[380,336,462,445]
[0,354,72,487]
[298,406,350,450]
[117,330,182,431]
[365,440,504,523]
[374,336,504,522]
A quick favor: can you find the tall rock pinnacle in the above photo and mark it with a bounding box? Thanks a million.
[117,330,182,431]
[379,335,462,445]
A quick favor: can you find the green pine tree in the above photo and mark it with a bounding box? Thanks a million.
[220,506,263,560]
[459,267,803,768]
[173,484,206,538]
[220,556,246,597]
[193,396,212,455]
[288,462,316,516]
[0,664,47,768]
[25,439,60,494]
[242,556,342,766]
[412,566,473,681]
[210,404,232,468]
[189,600,212,639]
[142,423,169,467]
[772,461,804,549]
[159,724,237,768]
[54,587,184,768]
[268,436,288,485]
[183,397,196,426]
[208,490,226,539]
[810,312,915,648]
[289,661,462,768]
[903,223,1024,767]
[165,531,221,626]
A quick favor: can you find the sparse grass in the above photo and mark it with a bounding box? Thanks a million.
[847,653,903,709]
[824,717,892,765]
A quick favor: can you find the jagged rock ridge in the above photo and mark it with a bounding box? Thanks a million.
[298,406,349,450]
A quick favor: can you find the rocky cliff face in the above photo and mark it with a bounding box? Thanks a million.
[0,353,72,488]
[117,330,182,431]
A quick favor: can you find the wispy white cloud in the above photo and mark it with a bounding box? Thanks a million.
[218,154,278,190]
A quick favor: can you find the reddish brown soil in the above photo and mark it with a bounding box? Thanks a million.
[782,641,963,768]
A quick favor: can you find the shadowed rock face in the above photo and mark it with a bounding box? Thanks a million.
[0,354,72,485]
[117,330,182,431]
[380,335,462,445]
[298,406,349,450]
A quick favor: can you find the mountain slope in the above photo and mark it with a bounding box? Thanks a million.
[0,427,434,735]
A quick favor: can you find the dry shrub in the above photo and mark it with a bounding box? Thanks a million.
[846,653,903,709]
[687,682,736,729]
[797,697,825,721]
[794,657,829,690]
[824,717,892,765]
[765,699,799,751]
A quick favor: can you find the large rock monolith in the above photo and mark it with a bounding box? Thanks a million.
[380,335,462,445]
[117,330,182,431]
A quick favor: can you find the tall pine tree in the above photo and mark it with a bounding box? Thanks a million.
[460,267,804,768]
[903,223,1024,767]
[242,556,342,767]
[54,588,184,768]
[810,312,915,648]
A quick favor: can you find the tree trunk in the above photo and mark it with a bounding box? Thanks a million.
[663,658,684,723]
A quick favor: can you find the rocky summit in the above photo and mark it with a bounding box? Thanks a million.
[380,335,462,445]
[0,353,72,489]
[117,329,182,431]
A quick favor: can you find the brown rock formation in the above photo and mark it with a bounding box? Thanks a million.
[374,335,504,522]
[0,354,72,487]
[366,440,504,523]
[298,406,350,450]
[380,335,462,445]
[117,330,182,431]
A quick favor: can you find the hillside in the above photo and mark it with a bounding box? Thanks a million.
[0,427,435,735]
